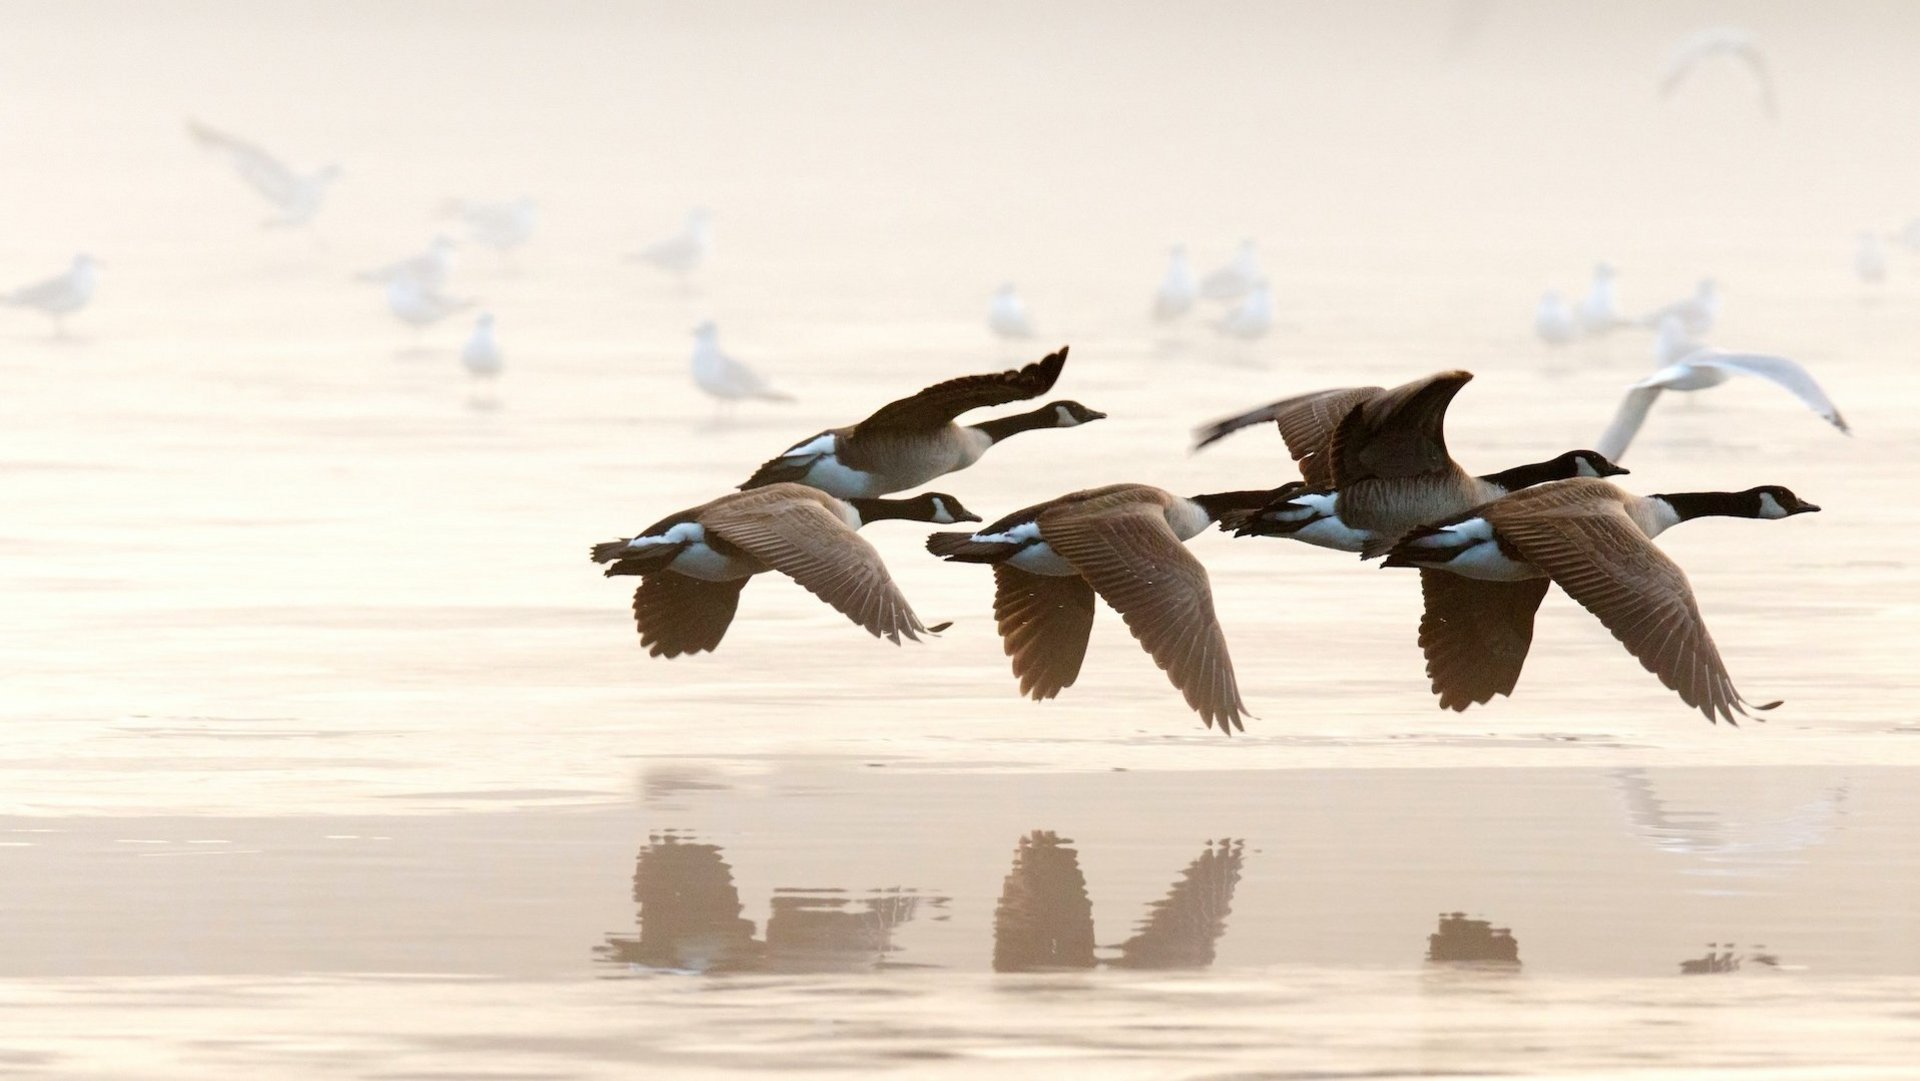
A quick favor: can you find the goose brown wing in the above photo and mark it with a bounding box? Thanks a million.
[1192,385,1382,486]
[1490,502,1779,723]
[992,564,1097,700]
[632,574,749,657]
[1041,502,1248,732]
[701,495,927,643]
[1330,370,1473,486]
[855,346,1068,432]
[1417,571,1551,711]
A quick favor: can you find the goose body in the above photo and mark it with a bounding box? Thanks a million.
[188,120,340,227]
[589,483,978,656]
[1596,318,1850,461]
[1382,477,1820,722]
[1194,371,1626,556]
[2,255,99,332]
[927,483,1279,733]
[740,346,1103,498]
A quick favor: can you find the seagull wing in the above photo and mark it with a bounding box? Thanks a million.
[188,120,300,208]
[1665,351,1849,434]
[1594,383,1665,461]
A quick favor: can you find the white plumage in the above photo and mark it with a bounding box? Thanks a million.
[1659,27,1778,120]
[691,321,793,409]
[1153,245,1198,322]
[1,254,99,333]
[188,120,340,227]
[988,283,1035,339]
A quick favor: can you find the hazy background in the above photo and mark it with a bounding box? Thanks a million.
[3,2,1919,1077]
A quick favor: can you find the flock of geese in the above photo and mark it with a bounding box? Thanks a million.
[589,349,1823,735]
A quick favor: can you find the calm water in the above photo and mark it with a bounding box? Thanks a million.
[5,2,1920,1077]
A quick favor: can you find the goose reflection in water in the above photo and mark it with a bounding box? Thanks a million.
[992,830,1246,973]
[596,832,943,974]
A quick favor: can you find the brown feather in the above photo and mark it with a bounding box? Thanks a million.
[1417,571,1551,711]
[855,346,1068,432]
[1040,500,1248,732]
[992,564,1097,700]
[1329,370,1473,487]
[631,574,749,658]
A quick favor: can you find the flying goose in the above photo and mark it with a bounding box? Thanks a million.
[2,254,99,335]
[1595,317,1849,461]
[590,483,978,656]
[1153,245,1198,322]
[1659,28,1778,121]
[927,483,1282,733]
[691,321,793,412]
[739,346,1104,498]
[188,120,340,228]
[1381,476,1820,722]
[1193,371,1625,556]
[989,283,1035,340]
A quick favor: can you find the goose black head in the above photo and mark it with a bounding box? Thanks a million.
[1565,449,1630,479]
[1747,485,1821,518]
[1047,401,1107,427]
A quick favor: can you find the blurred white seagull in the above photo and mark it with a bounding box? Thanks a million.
[386,275,474,331]
[1200,239,1261,303]
[358,234,459,291]
[988,283,1035,340]
[1638,278,1719,336]
[1659,28,1778,120]
[691,321,793,414]
[1855,232,1887,285]
[1153,245,1199,322]
[446,197,538,259]
[188,120,340,227]
[462,312,503,379]
[1596,315,1849,460]
[1534,290,1577,345]
[2,254,100,336]
[1213,276,1274,339]
[630,208,713,281]
[1578,262,1627,334]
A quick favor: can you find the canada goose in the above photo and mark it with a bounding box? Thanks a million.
[1381,476,1820,722]
[989,283,1035,340]
[1596,319,1850,461]
[188,120,340,228]
[927,483,1282,733]
[589,483,978,657]
[2,254,99,335]
[1154,245,1198,322]
[1200,240,1261,303]
[691,321,793,411]
[1535,290,1577,345]
[1659,28,1777,121]
[739,346,1104,498]
[1193,371,1626,556]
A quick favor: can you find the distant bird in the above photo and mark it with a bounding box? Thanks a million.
[1,254,99,335]
[1579,262,1626,333]
[630,208,712,281]
[1195,371,1626,557]
[590,483,977,655]
[1534,290,1578,345]
[928,483,1284,733]
[385,275,473,330]
[187,120,339,227]
[358,234,459,291]
[1638,278,1719,336]
[1200,240,1261,303]
[446,197,537,257]
[691,321,793,412]
[1659,28,1778,120]
[1153,245,1198,322]
[1384,477,1820,722]
[989,283,1035,339]
[1892,219,1920,252]
[740,346,1102,498]
[1213,277,1274,340]
[1595,317,1849,461]
[1854,232,1887,285]
[461,312,502,379]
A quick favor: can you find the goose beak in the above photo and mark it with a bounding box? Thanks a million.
[957,510,984,523]
[1604,464,1630,477]
[1795,501,1821,514]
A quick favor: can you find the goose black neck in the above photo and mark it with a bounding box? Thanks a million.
[848,496,930,524]
[1479,455,1579,493]
[973,405,1058,445]
[1191,487,1295,521]
[1654,490,1762,521]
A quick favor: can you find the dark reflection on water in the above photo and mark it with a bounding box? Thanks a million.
[1427,912,1520,965]
[596,832,944,974]
[1679,944,1782,975]
[992,831,1245,973]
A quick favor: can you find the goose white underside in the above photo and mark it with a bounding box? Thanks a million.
[971,521,1077,576]
[1408,519,1543,582]
[625,523,755,581]
[1290,516,1376,553]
